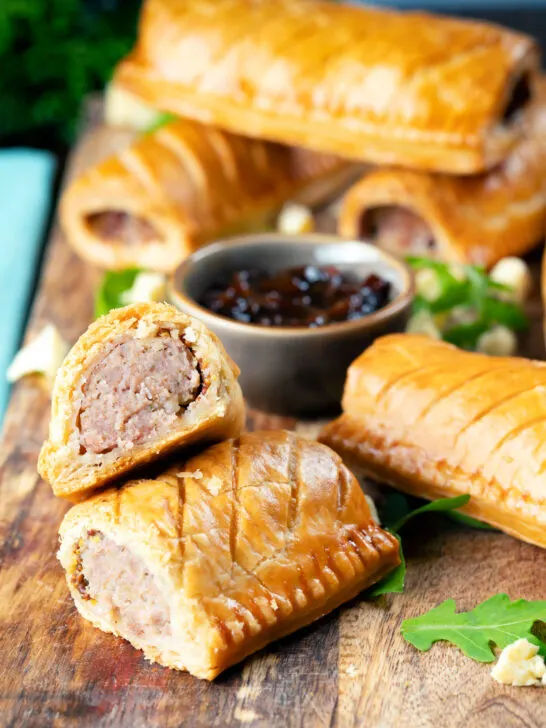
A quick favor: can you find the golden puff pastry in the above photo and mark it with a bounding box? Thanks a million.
[115,0,539,174]
[60,117,355,273]
[57,430,400,680]
[38,302,244,501]
[320,334,546,549]
[339,83,546,267]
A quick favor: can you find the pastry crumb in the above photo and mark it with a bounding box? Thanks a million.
[176,470,203,480]
[184,327,198,343]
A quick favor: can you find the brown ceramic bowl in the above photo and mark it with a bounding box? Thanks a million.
[170,234,413,415]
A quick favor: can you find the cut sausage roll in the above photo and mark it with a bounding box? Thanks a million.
[320,334,546,549]
[115,0,539,174]
[57,430,400,680]
[38,302,244,500]
[338,84,546,267]
[60,117,355,273]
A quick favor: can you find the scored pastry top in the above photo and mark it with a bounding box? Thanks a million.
[58,430,400,679]
[116,0,539,172]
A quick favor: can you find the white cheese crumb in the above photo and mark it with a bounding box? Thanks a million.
[104,83,165,130]
[489,257,532,303]
[414,268,442,302]
[7,324,69,384]
[277,203,314,235]
[405,310,442,340]
[491,639,546,686]
[120,272,167,306]
[365,495,380,524]
[477,325,517,357]
[346,663,358,677]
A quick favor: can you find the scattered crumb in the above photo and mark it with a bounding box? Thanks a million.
[120,272,166,306]
[206,475,223,496]
[491,639,546,686]
[346,663,358,677]
[184,327,198,344]
[135,320,159,339]
[7,323,69,384]
[176,470,203,480]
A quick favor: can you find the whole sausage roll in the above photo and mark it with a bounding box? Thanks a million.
[115,0,539,174]
[38,302,244,500]
[60,117,355,273]
[57,431,400,680]
[320,334,546,549]
[338,81,546,267]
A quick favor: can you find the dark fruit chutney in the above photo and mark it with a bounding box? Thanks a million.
[199,265,391,327]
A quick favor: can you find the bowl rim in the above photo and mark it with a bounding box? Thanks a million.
[169,233,414,338]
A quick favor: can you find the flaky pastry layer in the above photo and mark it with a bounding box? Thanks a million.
[339,78,546,267]
[38,302,244,500]
[60,117,355,272]
[320,334,546,549]
[115,0,539,173]
[58,431,400,679]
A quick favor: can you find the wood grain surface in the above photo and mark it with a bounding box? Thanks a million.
[2,107,546,728]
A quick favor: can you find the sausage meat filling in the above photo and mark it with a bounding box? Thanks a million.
[86,211,163,245]
[360,206,436,257]
[72,531,171,643]
[79,335,201,455]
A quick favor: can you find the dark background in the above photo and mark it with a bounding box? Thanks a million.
[0,0,544,154]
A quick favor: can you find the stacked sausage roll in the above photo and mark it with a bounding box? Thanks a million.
[60,0,544,271]
[39,303,400,679]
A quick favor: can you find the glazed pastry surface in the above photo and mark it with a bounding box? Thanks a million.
[38,302,244,500]
[320,334,546,549]
[339,79,546,267]
[60,118,354,272]
[115,0,539,174]
[57,431,400,680]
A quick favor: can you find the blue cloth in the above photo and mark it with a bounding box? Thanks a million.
[0,149,56,424]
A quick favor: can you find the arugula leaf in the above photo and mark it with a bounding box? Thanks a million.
[401,594,546,662]
[447,511,496,530]
[377,492,412,530]
[369,494,471,597]
[443,321,490,350]
[143,112,178,135]
[368,533,405,597]
[390,494,470,533]
[482,297,529,331]
[94,268,142,319]
[406,257,528,351]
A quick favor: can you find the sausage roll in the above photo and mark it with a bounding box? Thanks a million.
[57,431,400,680]
[114,0,539,174]
[339,83,546,267]
[38,302,244,500]
[60,117,355,273]
[320,334,546,549]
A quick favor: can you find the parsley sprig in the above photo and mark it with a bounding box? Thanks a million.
[407,257,528,350]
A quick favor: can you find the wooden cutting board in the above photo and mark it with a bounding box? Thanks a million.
[2,106,546,728]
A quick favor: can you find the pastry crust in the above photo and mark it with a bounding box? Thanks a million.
[60,118,356,273]
[320,334,546,549]
[38,302,244,500]
[339,81,546,267]
[115,0,539,174]
[57,431,400,680]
